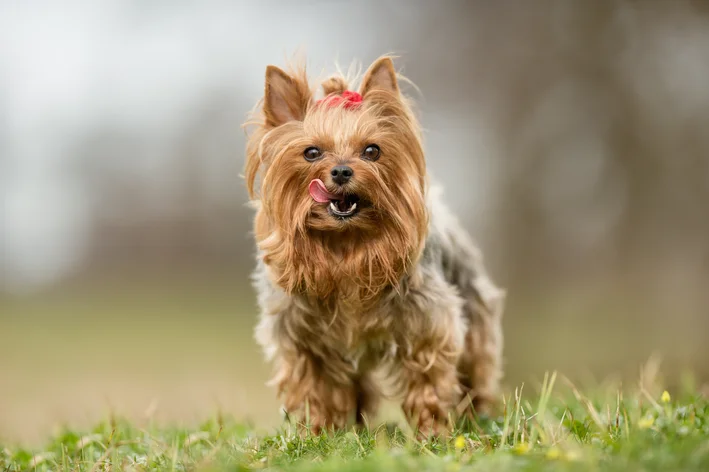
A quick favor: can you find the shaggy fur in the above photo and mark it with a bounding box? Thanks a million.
[244,56,505,436]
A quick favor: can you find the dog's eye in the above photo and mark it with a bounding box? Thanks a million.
[361,144,380,161]
[303,147,322,162]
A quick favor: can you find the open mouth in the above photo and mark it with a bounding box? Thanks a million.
[309,179,363,220]
[328,194,360,218]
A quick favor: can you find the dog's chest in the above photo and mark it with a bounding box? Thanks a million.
[345,330,397,372]
[322,303,396,372]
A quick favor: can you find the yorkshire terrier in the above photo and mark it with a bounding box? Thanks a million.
[244,56,505,436]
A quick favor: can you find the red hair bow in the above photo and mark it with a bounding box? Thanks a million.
[316,90,363,110]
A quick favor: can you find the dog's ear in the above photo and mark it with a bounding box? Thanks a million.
[264,65,310,127]
[360,57,400,98]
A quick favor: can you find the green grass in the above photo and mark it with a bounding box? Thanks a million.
[2,371,708,471]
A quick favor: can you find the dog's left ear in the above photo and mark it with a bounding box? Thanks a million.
[360,57,400,98]
[264,65,311,127]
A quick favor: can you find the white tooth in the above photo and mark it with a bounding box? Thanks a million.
[350,203,357,211]
[330,202,337,212]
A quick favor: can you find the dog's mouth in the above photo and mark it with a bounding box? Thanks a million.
[309,179,362,219]
[328,194,360,218]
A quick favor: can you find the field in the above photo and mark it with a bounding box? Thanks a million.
[2,275,708,470]
[2,368,708,471]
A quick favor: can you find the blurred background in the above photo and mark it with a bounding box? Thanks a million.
[2,0,709,443]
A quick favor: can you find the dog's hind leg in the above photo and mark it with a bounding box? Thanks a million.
[456,288,504,417]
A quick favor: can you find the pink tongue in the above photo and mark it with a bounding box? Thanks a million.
[308,179,338,203]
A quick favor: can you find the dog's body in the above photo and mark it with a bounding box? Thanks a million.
[245,56,504,435]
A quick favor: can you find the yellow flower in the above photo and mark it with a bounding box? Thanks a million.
[638,416,655,429]
[546,447,561,460]
[513,443,530,455]
[661,391,671,403]
[454,435,466,450]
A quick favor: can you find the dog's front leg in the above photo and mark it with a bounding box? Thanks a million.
[394,276,466,437]
[399,345,461,437]
[274,347,357,435]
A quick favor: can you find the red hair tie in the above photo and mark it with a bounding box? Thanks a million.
[316,90,363,110]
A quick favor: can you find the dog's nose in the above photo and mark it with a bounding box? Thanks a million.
[330,165,354,185]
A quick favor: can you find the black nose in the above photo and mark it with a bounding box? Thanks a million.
[330,165,353,185]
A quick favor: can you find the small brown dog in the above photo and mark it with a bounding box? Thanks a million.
[244,56,505,436]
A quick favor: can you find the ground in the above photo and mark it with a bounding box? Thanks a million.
[2,371,708,471]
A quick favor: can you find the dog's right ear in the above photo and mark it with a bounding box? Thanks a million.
[264,65,310,127]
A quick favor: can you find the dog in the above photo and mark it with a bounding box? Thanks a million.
[244,56,505,436]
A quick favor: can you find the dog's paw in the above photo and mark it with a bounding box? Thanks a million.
[403,383,453,438]
[288,392,354,436]
[295,409,348,436]
[416,416,450,440]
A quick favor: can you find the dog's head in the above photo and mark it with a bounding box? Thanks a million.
[245,57,427,299]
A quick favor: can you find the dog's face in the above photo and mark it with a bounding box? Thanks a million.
[245,57,428,298]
